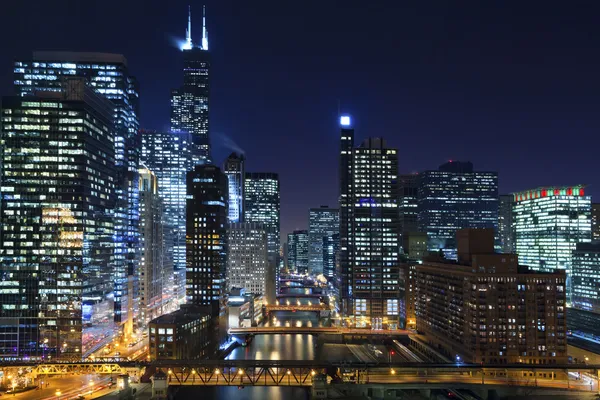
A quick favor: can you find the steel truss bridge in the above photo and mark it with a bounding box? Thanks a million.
[2,361,600,391]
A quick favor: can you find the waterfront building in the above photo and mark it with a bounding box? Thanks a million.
[415,229,568,364]
[513,186,591,300]
[417,161,498,260]
[148,305,213,360]
[0,79,115,359]
[14,51,140,333]
[308,206,339,275]
[338,116,400,329]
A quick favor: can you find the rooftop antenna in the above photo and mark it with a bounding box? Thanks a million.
[183,5,193,50]
[202,5,209,50]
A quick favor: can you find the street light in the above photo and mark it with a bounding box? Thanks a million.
[456,355,461,364]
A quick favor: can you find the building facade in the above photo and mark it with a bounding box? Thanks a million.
[14,51,141,333]
[571,242,600,314]
[323,233,339,281]
[287,230,309,274]
[592,204,600,242]
[223,153,245,224]
[171,7,211,164]
[513,186,591,301]
[338,116,400,329]
[498,194,515,253]
[0,80,115,359]
[138,169,167,326]
[141,130,194,304]
[415,229,568,365]
[186,165,228,317]
[308,206,339,275]
[417,161,498,260]
[244,173,280,290]
[399,173,419,237]
[226,223,269,296]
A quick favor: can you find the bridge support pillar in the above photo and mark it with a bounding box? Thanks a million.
[151,371,168,399]
[310,373,327,399]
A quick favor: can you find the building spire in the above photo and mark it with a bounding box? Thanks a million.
[184,5,193,50]
[202,5,209,50]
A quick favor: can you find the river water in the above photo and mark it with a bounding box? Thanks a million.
[175,288,320,399]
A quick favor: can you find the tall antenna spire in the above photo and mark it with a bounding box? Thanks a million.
[202,5,209,50]
[183,5,193,50]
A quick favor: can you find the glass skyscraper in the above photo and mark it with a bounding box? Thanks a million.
[338,116,400,330]
[322,233,339,280]
[308,206,339,275]
[0,80,115,359]
[572,242,600,314]
[244,173,281,289]
[287,230,309,274]
[417,161,498,260]
[514,186,591,301]
[171,6,211,164]
[223,153,245,224]
[141,130,194,304]
[13,51,140,336]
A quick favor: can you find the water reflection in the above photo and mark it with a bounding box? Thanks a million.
[227,332,315,360]
[175,386,309,400]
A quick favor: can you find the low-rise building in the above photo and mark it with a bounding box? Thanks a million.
[415,228,568,365]
[148,305,213,360]
[227,288,264,328]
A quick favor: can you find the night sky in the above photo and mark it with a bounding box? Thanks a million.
[1,1,598,240]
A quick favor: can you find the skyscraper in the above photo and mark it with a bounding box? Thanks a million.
[498,194,515,253]
[171,6,211,164]
[244,173,280,288]
[338,116,400,329]
[287,230,309,274]
[572,242,600,314]
[223,153,245,223]
[186,165,228,317]
[513,186,591,300]
[322,233,340,280]
[226,223,268,296]
[592,203,600,241]
[141,130,194,304]
[308,206,339,275]
[398,173,419,235]
[418,161,498,260]
[0,79,115,359]
[138,169,167,326]
[14,51,140,333]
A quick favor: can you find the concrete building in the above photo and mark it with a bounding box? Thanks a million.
[415,229,568,365]
[513,186,591,301]
[417,161,498,260]
[402,232,428,261]
[287,230,309,274]
[148,305,213,360]
[338,115,400,330]
[308,206,339,275]
[226,223,269,298]
[399,263,416,330]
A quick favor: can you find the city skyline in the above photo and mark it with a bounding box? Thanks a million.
[1,1,600,240]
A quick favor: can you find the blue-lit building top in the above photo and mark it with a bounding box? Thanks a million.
[417,161,498,260]
[223,153,245,224]
[13,51,141,332]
